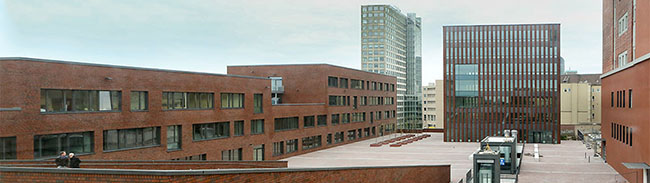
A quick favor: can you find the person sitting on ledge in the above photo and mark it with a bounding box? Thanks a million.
[55,151,68,168]
[68,153,81,168]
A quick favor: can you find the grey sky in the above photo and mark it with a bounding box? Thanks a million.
[0,0,602,84]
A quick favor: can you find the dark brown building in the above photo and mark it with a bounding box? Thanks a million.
[0,57,397,161]
[602,0,650,182]
[443,24,561,143]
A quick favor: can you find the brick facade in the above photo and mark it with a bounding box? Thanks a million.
[0,57,397,161]
[0,165,450,183]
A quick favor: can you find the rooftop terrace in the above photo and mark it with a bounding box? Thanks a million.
[284,133,623,183]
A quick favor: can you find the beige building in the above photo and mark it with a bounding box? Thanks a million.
[560,73,601,139]
[422,80,443,129]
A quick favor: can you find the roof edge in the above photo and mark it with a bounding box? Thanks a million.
[0,57,270,80]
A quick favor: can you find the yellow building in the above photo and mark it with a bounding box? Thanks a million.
[560,73,601,139]
[422,80,444,129]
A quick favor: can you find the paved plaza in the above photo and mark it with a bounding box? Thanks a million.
[283,133,624,183]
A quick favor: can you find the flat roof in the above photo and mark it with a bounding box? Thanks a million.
[0,57,270,80]
[228,63,397,79]
[443,23,560,27]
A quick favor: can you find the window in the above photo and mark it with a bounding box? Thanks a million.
[251,119,264,134]
[272,141,284,156]
[234,120,244,136]
[352,112,365,122]
[192,122,229,141]
[348,130,356,140]
[611,92,614,107]
[253,144,264,161]
[221,93,244,109]
[302,135,322,150]
[317,115,327,126]
[167,125,181,150]
[162,92,213,110]
[0,137,16,160]
[304,116,315,128]
[103,127,159,151]
[351,79,363,89]
[328,76,339,87]
[331,114,340,125]
[618,51,628,68]
[618,12,628,36]
[222,148,242,161]
[341,113,350,124]
[274,117,299,131]
[327,134,332,145]
[329,95,347,106]
[629,89,632,108]
[130,91,148,111]
[334,132,344,143]
[339,78,349,88]
[286,139,298,153]
[40,89,121,113]
[254,94,263,113]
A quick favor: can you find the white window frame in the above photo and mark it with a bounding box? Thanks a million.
[618,12,628,36]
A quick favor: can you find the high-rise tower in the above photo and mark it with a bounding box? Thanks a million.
[361,5,422,129]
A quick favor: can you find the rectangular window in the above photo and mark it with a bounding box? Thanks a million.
[339,78,349,88]
[302,135,322,150]
[234,120,244,136]
[251,119,264,134]
[623,90,626,108]
[327,134,332,145]
[221,148,242,161]
[286,139,298,153]
[0,137,17,160]
[347,130,356,140]
[192,122,229,141]
[331,114,340,125]
[334,132,344,143]
[317,115,327,126]
[162,92,213,110]
[629,89,632,108]
[304,116,315,128]
[272,141,284,156]
[329,95,347,106]
[618,12,628,36]
[41,89,121,113]
[253,144,264,161]
[341,113,350,124]
[351,79,363,89]
[103,127,159,151]
[611,92,614,107]
[328,76,339,87]
[221,93,244,109]
[274,117,299,131]
[166,125,181,150]
[254,94,263,113]
[130,91,148,111]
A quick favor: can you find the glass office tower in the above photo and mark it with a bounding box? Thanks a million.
[361,5,422,129]
[443,24,561,143]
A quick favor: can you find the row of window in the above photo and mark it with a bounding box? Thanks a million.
[328,76,395,92]
[611,89,632,108]
[3,122,398,160]
[328,95,394,107]
[611,123,632,147]
[40,89,262,113]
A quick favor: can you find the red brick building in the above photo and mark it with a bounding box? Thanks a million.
[0,57,397,161]
[602,0,650,182]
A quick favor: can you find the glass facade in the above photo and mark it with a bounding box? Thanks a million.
[361,5,422,129]
[443,24,561,143]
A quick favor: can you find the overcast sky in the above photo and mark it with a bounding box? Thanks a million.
[0,0,602,84]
